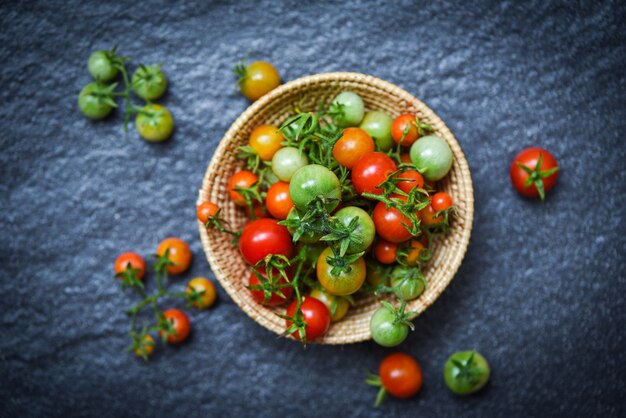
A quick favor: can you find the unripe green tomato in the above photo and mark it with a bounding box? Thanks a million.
[359,111,394,151]
[88,50,119,82]
[132,65,168,100]
[410,135,453,181]
[370,306,409,347]
[333,206,375,253]
[444,351,491,395]
[78,82,114,119]
[272,147,309,182]
[286,208,323,244]
[390,267,425,301]
[289,165,341,212]
[331,92,364,127]
[135,104,174,142]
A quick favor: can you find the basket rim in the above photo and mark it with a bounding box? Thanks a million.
[197,71,474,344]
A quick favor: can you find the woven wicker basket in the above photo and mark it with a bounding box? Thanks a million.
[198,72,473,344]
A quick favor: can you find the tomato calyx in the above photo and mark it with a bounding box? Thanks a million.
[203,207,241,242]
[320,216,363,257]
[365,373,388,407]
[379,266,427,299]
[245,254,295,304]
[396,240,432,266]
[326,250,365,277]
[380,299,418,330]
[515,153,560,201]
[449,351,489,387]
[116,262,144,290]
[127,326,154,361]
[237,145,262,173]
[233,175,266,220]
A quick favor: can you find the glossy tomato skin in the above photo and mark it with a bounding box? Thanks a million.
[160,309,191,344]
[332,127,375,169]
[431,192,453,211]
[444,351,491,395]
[316,247,366,296]
[410,135,453,181]
[135,104,174,142]
[333,206,375,253]
[238,218,294,265]
[370,307,409,347]
[265,181,294,220]
[228,170,259,206]
[132,65,167,101]
[420,202,443,227]
[359,111,394,151]
[510,147,559,198]
[372,200,415,243]
[310,288,350,322]
[272,147,309,182]
[331,92,364,127]
[78,82,115,119]
[157,238,192,275]
[395,170,424,194]
[248,269,293,306]
[374,240,398,264]
[239,61,281,101]
[114,252,146,280]
[196,201,219,224]
[286,296,331,341]
[390,267,425,300]
[380,353,423,399]
[249,125,284,161]
[289,164,341,212]
[88,50,118,81]
[352,152,397,197]
[187,277,217,309]
[392,114,419,146]
[286,208,323,244]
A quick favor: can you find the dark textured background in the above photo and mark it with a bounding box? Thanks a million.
[1,0,625,417]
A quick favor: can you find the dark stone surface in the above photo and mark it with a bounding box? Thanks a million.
[1,0,625,416]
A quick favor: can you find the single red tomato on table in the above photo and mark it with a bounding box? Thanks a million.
[114,252,146,280]
[156,238,192,275]
[160,308,191,344]
[510,147,559,200]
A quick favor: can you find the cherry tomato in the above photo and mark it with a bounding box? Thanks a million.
[196,201,219,224]
[248,268,294,306]
[87,50,119,81]
[374,240,398,264]
[272,147,309,182]
[316,247,366,296]
[249,125,284,161]
[114,252,146,280]
[444,351,491,395]
[228,170,259,206]
[187,277,217,310]
[370,306,409,347]
[352,152,397,197]
[510,147,559,200]
[419,202,443,227]
[359,111,394,151]
[237,61,281,101]
[133,334,155,359]
[410,135,453,181]
[400,154,413,165]
[265,181,294,220]
[380,353,423,399]
[135,104,174,142]
[395,170,424,194]
[431,192,453,211]
[372,200,415,243]
[289,164,341,212]
[309,288,350,322]
[390,266,425,300]
[132,64,167,100]
[333,206,375,253]
[160,309,191,344]
[238,218,294,265]
[404,240,426,267]
[156,238,192,275]
[392,114,419,146]
[78,82,115,119]
[332,127,375,169]
[244,203,269,219]
[330,91,364,127]
[285,296,331,341]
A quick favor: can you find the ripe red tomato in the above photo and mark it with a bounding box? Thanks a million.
[510,147,559,200]
[372,200,415,243]
[391,114,419,146]
[160,309,191,344]
[196,201,219,224]
[228,170,259,206]
[332,127,375,169]
[114,252,146,280]
[238,218,294,265]
[374,240,398,264]
[419,202,443,227]
[395,170,424,194]
[352,152,397,197]
[431,192,453,211]
[244,203,269,219]
[156,238,192,275]
[379,353,423,399]
[248,268,294,306]
[265,181,294,220]
[285,296,331,341]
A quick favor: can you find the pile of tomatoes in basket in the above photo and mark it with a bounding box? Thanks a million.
[198,91,457,345]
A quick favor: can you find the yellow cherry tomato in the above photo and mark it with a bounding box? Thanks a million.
[237,61,281,101]
[249,125,284,160]
[310,288,350,322]
[134,334,155,360]
[187,277,217,309]
[135,103,174,142]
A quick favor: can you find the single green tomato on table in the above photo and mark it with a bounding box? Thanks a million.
[132,65,168,100]
[289,164,341,212]
[330,91,364,127]
[78,82,117,119]
[410,135,453,181]
[271,147,309,182]
[359,111,394,151]
[370,305,409,347]
[333,206,375,254]
[87,50,119,82]
[135,103,174,142]
[444,351,491,395]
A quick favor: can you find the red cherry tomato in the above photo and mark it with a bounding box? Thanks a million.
[391,114,419,146]
[196,201,219,224]
[114,252,146,280]
[248,268,294,306]
[374,240,398,264]
[238,218,294,265]
[400,154,413,165]
[332,127,375,169]
[379,353,423,399]
[265,181,294,220]
[156,238,192,275]
[431,192,453,211]
[372,199,415,243]
[395,170,424,194]
[352,152,397,197]
[419,202,443,227]
[160,309,191,344]
[228,170,259,206]
[244,203,269,219]
[510,147,559,200]
[285,296,331,341]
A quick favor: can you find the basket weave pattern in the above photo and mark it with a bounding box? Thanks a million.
[198,72,474,344]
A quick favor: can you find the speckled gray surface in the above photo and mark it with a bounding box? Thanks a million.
[1,0,625,417]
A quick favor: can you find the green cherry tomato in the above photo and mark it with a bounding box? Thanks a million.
[359,111,394,151]
[289,164,341,212]
[331,92,364,127]
[135,103,174,142]
[78,82,116,119]
[390,266,426,301]
[132,65,168,100]
[370,305,409,347]
[286,208,323,244]
[316,247,366,296]
[272,147,309,182]
[310,288,350,322]
[333,206,375,254]
[444,351,491,395]
[410,135,453,181]
[87,50,119,82]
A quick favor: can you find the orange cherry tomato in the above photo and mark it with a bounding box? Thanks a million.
[228,170,259,206]
[187,277,217,310]
[379,353,423,399]
[332,127,375,169]
[249,125,284,161]
[114,252,146,280]
[374,240,398,264]
[237,61,281,101]
[265,181,294,220]
[156,238,192,275]
[391,114,419,146]
[160,309,191,344]
[431,192,453,211]
[405,240,426,266]
[420,202,443,226]
[395,170,424,194]
[196,201,219,224]
[133,334,155,359]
